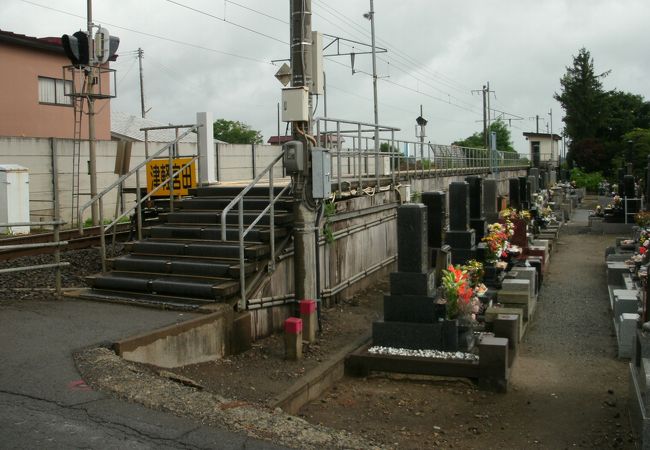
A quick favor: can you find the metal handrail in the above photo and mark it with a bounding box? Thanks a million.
[312,117,528,193]
[219,150,288,311]
[77,124,199,233]
[78,124,200,272]
[0,219,68,296]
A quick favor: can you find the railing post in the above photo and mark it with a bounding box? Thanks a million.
[391,131,397,185]
[168,143,175,213]
[375,133,380,189]
[269,165,275,272]
[54,220,61,297]
[135,169,143,241]
[238,201,246,311]
[99,197,106,272]
[357,123,362,189]
[337,121,342,194]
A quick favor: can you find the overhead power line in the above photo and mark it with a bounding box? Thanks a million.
[164,0,287,45]
[20,0,275,65]
[311,0,472,95]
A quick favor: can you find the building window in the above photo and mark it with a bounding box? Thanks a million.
[38,77,72,106]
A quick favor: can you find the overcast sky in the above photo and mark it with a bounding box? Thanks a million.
[3,0,650,154]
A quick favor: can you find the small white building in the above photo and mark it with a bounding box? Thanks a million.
[523,132,561,168]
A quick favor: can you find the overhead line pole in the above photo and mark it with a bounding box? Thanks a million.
[87,0,98,226]
[290,0,317,303]
[368,0,379,153]
[138,47,146,118]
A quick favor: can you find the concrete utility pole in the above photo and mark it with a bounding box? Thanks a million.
[290,0,317,302]
[536,114,540,133]
[138,48,146,118]
[87,0,98,225]
[549,108,555,166]
[486,81,491,130]
[367,0,379,153]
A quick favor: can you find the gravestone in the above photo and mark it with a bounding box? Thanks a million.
[449,181,470,231]
[529,168,540,194]
[539,170,547,190]
[528,175,537,197]
[397,204,429,273]
[421,191,446,250]
[483,179,499,223]
[422,191,448,284]
[466,176,487,242]
[519,176,530,210]
[549,170,556,186]
[509,178,520,209]
[373,204,469,352]
[445,182,477,265]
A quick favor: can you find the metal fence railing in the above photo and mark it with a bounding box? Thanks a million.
[0,220,69,296]
[78,125,200,271]
[313,117,529,194]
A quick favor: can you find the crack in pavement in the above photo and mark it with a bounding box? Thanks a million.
[0,389,210,449]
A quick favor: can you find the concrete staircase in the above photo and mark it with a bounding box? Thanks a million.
[81,185,293,310]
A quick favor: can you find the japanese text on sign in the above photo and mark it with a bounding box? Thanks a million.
[146,157,196,197]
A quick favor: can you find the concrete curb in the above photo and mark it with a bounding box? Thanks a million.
[268,333,372,414]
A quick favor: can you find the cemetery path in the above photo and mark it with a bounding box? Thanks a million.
[302,208,637,449]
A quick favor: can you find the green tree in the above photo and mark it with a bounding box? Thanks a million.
[213,119,263,144]
[618,128,650,178]
[453,119,515,152]
[554,48,609,142]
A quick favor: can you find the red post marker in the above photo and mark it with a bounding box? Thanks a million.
[299,299,317,343]
[284,317,303,360]
[284,317,303,334]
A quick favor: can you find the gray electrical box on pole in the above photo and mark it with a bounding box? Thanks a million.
[311,147,331,199]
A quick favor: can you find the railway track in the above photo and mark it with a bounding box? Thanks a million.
[0,223,132,261]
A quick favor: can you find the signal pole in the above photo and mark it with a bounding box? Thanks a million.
[290,0,317,302]
[87,0,98,225]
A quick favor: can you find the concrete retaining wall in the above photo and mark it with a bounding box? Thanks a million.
[247,168,527,339]
[114,304,233,368]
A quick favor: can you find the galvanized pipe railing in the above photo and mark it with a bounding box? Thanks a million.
[219,151,290,310]
[78,124,200,270]
[0,219,68,296]
[313,117,528,192]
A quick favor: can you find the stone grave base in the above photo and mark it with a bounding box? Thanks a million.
[345,336,509,392]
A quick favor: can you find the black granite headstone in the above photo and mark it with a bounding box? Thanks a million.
[624,175,635,199]
[448,182,470,231]
[465,176,483,219]
[483,179,499,223]
[397,204,428,273]
[509,178,520,209]
[421,191,446,249]
[518,176,529,208]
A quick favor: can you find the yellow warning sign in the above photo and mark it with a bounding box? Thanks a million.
[146,157,196,197]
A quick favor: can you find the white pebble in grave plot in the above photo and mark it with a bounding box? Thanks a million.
[368,346,479,361]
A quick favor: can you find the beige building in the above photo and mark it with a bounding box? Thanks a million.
[523,132,561,168]
[0,29,112,140]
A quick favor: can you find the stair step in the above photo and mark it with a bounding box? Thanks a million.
[188,185,288,198]
[159,211,293,226]
[88,272,240,299]
[175,197,293,211]
[109,254,256,278]
[146,224,288,242]
[128,239,270,260]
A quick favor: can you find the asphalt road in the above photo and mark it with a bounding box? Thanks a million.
[0,298,285,449]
